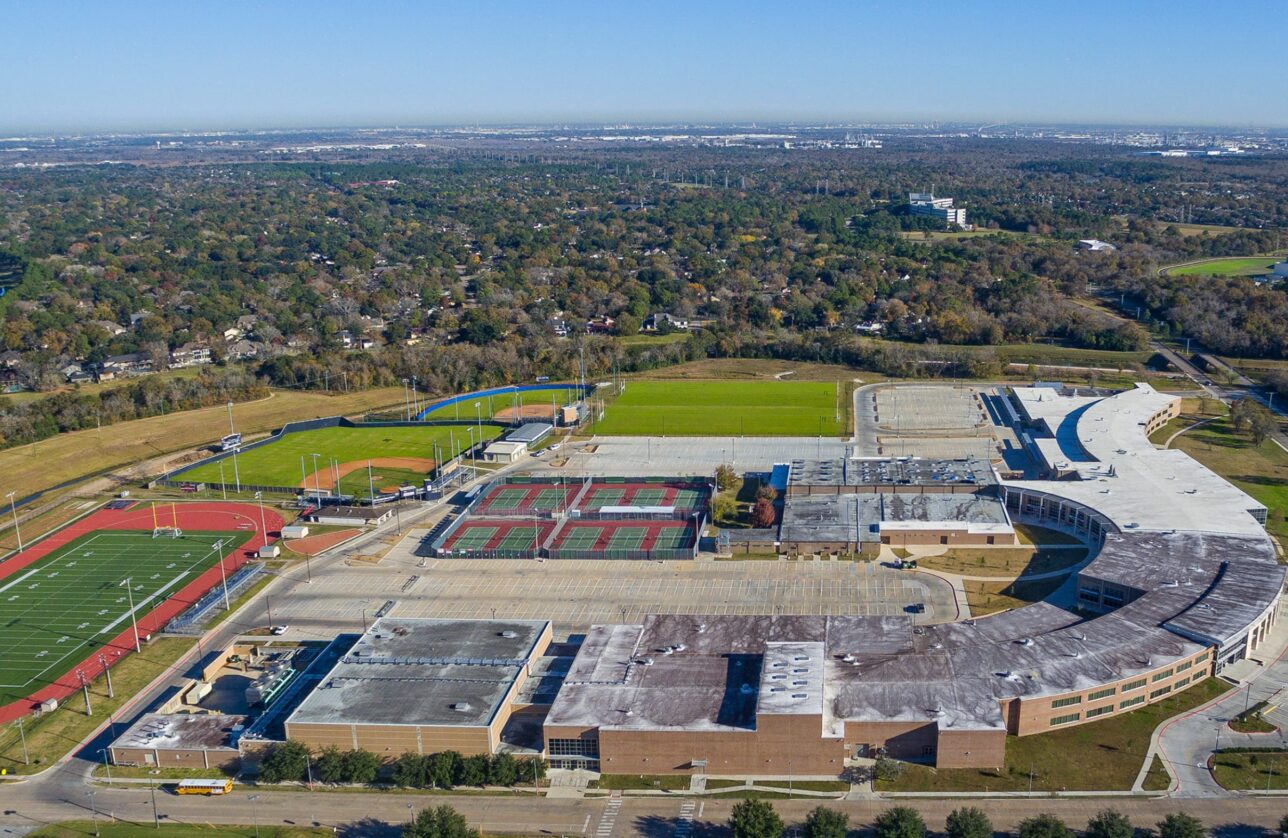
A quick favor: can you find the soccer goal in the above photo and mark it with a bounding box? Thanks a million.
[151,503,184,539]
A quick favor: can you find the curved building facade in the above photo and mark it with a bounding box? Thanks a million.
[545,384,1283,772]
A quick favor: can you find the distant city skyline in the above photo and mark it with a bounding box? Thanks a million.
[3,0,1286,133]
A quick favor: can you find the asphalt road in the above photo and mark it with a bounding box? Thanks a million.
[5,783,1288,837]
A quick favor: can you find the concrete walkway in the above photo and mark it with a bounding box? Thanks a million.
[1142,606,1288,797]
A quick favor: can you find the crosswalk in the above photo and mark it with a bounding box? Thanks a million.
[674,801,696,838]
[594,792,622,838]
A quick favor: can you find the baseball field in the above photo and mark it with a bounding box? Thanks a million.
[1165,257,1281,277]
[588,379,847,437]
[178,424,503,491]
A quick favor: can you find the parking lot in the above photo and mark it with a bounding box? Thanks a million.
[254,529,958,637]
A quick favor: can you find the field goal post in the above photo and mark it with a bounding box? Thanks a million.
[151,502,184,538]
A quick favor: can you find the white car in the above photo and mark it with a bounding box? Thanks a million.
[271,625,289,636]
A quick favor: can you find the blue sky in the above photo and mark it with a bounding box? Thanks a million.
[3,0,1285,132]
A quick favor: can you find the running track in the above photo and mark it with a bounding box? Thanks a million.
[0,501,283,723]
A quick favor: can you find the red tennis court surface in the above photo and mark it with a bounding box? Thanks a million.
[437,519,556,554]
[0,501,283,724]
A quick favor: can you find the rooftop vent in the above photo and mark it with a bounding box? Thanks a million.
[739,683,757,695]
[500,630,518,639]
[451,702,472,713]
[792,693,808,699]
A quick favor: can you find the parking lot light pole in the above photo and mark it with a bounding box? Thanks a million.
[249,794,261,838]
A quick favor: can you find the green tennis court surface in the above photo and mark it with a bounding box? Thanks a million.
[631,490,667,505]
[0,530,250,704]
[485,490,527,510]
[557,527,603,550]
[652,527,692,549]
[448,526,498,550]
[606,527,649,550]
[533,489,567,509]
[585,490,624,508]
[496,529,540,551]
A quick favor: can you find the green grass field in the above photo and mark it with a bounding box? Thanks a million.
[1166,257,1281,277]
[179,424,503,490]
[589,379,846,436]
[418,386,579,420]
[0,530,249,705]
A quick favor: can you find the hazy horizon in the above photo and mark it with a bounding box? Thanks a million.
[4,0,1287,134]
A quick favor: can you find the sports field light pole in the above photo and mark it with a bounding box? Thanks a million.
[215,538,231,610]
[218,460,227,500]
[226,401,236,436]
[5,491,22,553]
[402,378,410,421]
[97,653,114,699]
[474,401,483,449]
[310,453,321,495]
[120,578,142,653]
[255,492,269,546]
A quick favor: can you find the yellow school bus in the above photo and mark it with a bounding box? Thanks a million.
[176,778,233,795]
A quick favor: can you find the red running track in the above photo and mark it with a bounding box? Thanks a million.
[0,501,284,724]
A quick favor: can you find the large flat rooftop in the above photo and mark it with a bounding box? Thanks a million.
[113,712,245,752]
[779,492,1011,543]
[287,618,549,729]
[787,457,996,489]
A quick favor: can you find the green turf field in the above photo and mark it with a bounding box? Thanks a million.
[1166,257,1281,277]
[179,424,503,489]
[419,387,580,420]
[0,530,250,705]
[589,380,846,436]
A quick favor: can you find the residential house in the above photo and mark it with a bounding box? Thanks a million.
[642,312,690,332]
[222,327,244,343]
[227,339,264,361]
[169,342,213,369]
[585,315,616,335]
[89,320,127,337]
[98,352,154,378]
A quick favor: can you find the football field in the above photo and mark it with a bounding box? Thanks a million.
[589,379,847,436]
[0,529,249,704]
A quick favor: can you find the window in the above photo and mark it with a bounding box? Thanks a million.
[1174,675,1191,688]
[547,737,599,758]
[1051,695,1082,709]
[1176,660,1192,672]
[1152,669,1174,682]
[1050,713,1080,726]
[986,536,996,546]
[1087,687,1115,701]
[1086,705,1113,718]
[1119,696,1145,709]
[1121,678,1146,692]
[1150,686,1172,700]
[940,536,949,545]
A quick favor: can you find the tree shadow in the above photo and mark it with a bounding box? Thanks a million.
[340,816,401,837]
[1211,822,1271,838]
[633,814,681,838]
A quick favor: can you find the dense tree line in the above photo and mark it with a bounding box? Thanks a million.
[0,367,266,451]
[257,739,545,789]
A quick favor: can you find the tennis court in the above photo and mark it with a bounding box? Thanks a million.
[581,482,710,512]
[437,519,555,556]
[0,529,251,705]
[549,520,700,555]
[473,481,579,516]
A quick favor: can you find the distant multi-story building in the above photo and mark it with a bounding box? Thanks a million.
[908,192,969,229]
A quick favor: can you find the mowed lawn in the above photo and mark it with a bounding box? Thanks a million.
[179,424,503,488]
[419,386,580,419]
[0,530,249,705]
[1167,256,1281,277]
[591,380,846,436]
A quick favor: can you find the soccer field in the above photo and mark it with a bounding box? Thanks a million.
[0,530,249,705]
[589,380,846,437]
[1166,257,1280,277]
[179,424,503,489]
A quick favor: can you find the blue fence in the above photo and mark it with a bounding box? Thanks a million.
[414,383,591,421]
